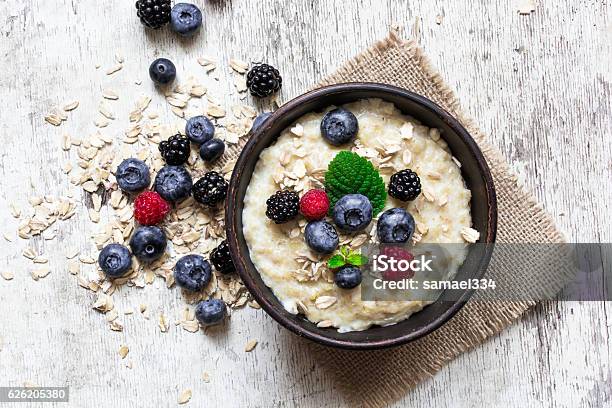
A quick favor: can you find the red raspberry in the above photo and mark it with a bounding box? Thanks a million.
[379,246,415,281]
[299,189,330,220]
[134,191,170,225]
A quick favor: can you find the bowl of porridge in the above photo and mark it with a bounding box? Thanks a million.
[226,83,497,349]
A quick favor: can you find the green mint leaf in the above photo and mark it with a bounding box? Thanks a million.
[340,246,349,257]
[327,255,346,269]
[347,253,368,267]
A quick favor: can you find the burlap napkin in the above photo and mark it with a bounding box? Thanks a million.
[229,30,565,407]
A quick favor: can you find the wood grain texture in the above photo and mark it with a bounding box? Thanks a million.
[0,0,610,407]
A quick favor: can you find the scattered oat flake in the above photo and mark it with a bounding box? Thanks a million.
[244,339,258,352]
[229,58,249,74]
[63,101,79,111]
[118,345,129,359]
[518,0,535,14]
[106,63,123,75]
[44,114,62,126]
[1,271,14,281]
[31,267,51,280]
[317,320,334,328]
[65,248,79,259]
[207,105,225,118]
[103,89,119,100]
[178,389,192,404]
[9,203,21,218]
[435,14,444,25]
[159,313,169,332]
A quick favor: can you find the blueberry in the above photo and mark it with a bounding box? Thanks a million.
[333,194,373,232]
[320,108,359,146]
[199,138,225,162]
[98,243,132,278]
[334,266,362,289]
[185,115,214,145]
[129,226,167,262]
[174,254,212,292]
[170,3,202,37]
[304,220,339,254]
[377,208,415,244]
[154,165,193,202]
[149,58,176,85]
[251,112,272,132]
[116,158,150,193]
[195,299,227,326]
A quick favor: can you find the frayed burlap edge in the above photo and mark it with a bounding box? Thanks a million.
[225,29,566,408]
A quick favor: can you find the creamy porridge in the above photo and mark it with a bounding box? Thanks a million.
[242,98,478,332]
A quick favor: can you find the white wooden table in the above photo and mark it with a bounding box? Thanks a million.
[0,0,610,406]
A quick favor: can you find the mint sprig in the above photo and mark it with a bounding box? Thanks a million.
[327,246,368,269]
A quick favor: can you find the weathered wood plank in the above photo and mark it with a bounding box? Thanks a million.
[0,0,609,406]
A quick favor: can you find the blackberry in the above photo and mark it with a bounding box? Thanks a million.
[266,190,299,224]
[388,169,422,202]
[159,135,190,165]
[210,240,235,274]
[135,0,172,29]
[193,171,228,206]
[246,64,282,98]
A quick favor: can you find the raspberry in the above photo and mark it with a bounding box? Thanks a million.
[379,246,414,281]
[299,189,329,221]
[134,191,170,225]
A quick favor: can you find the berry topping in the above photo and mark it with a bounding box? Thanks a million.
[195,299,227,326]
[98,244,132,278]
[304,220,339,254]
[210,240,235,274]
[377,208,415,244]
[174,254,212,292]
[134,191,170,226]
[154,165,193,202]
[325,151,386,216]
[379,246,415,281]
[246,64,282,98]
[334,265,362,289]
[170,3,202,37]
[116,158,151,193]
[136,0,171,29]
[129,226,167,262]
[299,189,329,221]
[332,194,373,232]
[149,58,176,85]
[159,134,190,165]
[185,115,214,145]
[265,190,299,224]
[192,171,228,207]
[388,169,422,202]
[199,138,225,163]
[320,108,359,146]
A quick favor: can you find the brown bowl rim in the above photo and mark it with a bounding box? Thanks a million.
[226,82,497,350]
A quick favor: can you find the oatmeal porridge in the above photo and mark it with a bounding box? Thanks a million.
[242,98,478,332]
